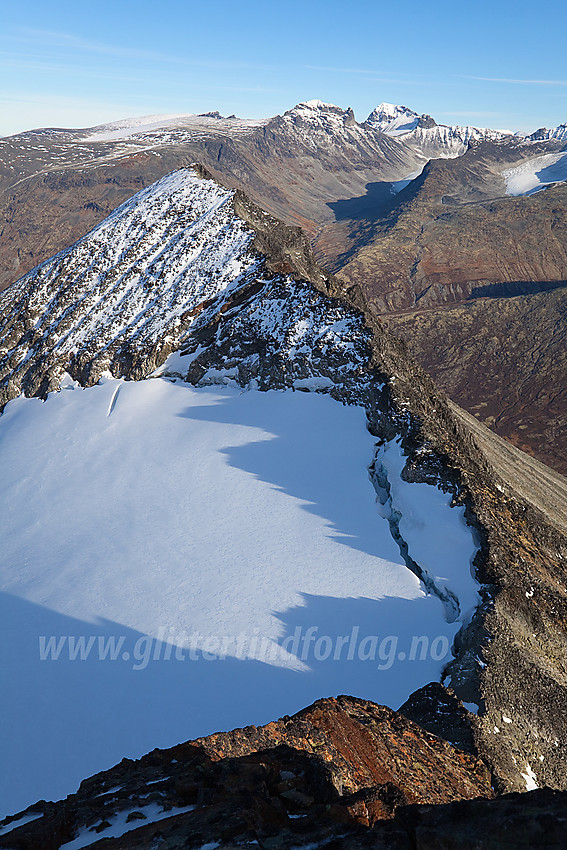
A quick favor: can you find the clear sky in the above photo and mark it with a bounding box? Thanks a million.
[2,0,566,136]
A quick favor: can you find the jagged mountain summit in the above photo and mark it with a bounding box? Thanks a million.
[366,102,513,156]
[527,122,567,142]
[1,165,567,822]
[1,100,565,478]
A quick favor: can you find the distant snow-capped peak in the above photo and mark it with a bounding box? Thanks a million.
[282,100,357,130]
[366,102,514,156]
[526,123,567,143]
[366,103,421,136]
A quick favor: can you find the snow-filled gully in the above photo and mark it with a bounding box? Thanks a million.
[369,456,461,623]
[368,437,480,630]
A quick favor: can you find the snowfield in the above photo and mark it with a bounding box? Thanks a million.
[502,151,567,195]
[80,113,266,143]
[0,377,479,817]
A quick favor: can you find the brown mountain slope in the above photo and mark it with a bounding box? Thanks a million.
[326,146,567,311]
[383,287,567,473]
[320,142,567,472]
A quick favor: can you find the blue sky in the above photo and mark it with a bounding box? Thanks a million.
[2,0,566,136]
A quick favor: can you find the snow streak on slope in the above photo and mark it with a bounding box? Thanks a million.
[502,151,567,195]
[0,378,477,817]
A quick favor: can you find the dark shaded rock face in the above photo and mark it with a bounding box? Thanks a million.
[2,695,567,850]
[399,682,477,754]
[417,114,437,129]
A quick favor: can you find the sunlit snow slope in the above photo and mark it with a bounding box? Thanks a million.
[502,151,567,195]
[366,102,512,157]
[0,167,479,817]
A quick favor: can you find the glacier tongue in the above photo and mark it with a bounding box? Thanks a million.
[502,151,567,195]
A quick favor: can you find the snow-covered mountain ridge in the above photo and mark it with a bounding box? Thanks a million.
[366,102,514,157]
[0,166,376,405]
[0,165,488,814]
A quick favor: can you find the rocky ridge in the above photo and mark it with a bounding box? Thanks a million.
[1,166,567,796]
[0,694,494,849]
[1,101,566,471]
[0,167,371,409]
[3,695,567,850]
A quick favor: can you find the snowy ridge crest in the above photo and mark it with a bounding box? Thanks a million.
[0,169,261,392]
[526,123,567,143]
[366,102,513,156]
[0,167,378,404]
[281,100,358,132]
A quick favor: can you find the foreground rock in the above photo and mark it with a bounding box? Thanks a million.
[0,695,493,849]
[2,695,566,850]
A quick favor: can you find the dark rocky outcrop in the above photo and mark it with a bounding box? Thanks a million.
[0,695,494,849]
[3,695,567,850]
[399,682,477,754]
